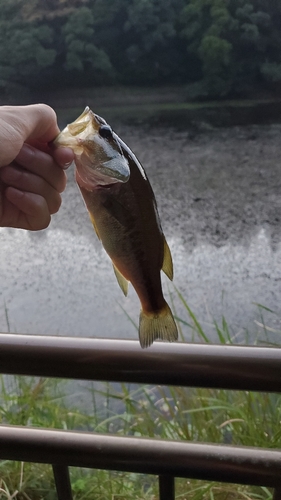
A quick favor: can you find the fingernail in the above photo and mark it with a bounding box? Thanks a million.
[62,161,73,170]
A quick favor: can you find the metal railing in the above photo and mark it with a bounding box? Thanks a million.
[0,334,280,500]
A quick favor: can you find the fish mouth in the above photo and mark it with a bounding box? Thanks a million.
[54,107,130,185]
[54,107,92,151]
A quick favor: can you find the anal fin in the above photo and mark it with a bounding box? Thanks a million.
[162,237,173,281]
[113,264,129,296]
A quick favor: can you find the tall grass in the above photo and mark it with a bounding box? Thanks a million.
[0,293,280,499]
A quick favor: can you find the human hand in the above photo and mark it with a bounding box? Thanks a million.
[0,104,74,230]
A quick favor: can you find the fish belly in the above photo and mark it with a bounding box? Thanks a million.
[78,181,178,348]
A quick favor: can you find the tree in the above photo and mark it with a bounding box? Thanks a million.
[1,0,281,98]
[0,0,56,95]
[62,6,113,79]
[180,0,234,97]
[228,0,272,92]
[90,0,187,85]
[253,0,281,86]
[180,0,281,98]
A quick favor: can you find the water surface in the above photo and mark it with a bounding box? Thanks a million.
[1,124,281,345]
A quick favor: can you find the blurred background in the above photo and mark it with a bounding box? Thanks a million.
[1,0,281,346]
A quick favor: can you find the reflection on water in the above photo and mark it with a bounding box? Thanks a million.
[170,228,281,343]
[0,225,137,339]
[1,225,281,345]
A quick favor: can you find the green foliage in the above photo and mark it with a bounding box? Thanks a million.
[180,0,234,97]
[1,0,281,98]
[62,7,112,76]
[180,0,281,97]
[261,62,281,82]
[0,3,56,94]
[198,35,232,95]
[125,0,176,50]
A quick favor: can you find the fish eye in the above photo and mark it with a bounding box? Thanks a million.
[99,125,113,140]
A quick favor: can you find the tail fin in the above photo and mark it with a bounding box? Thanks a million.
[139,302,178,349]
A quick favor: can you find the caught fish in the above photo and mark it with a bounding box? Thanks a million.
[55,107,178,348]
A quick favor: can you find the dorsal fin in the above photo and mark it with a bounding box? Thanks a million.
[162,237,173,281]
[113,264,129,296]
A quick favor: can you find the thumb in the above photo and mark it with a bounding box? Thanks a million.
[21,104,60,142]
[0,104,60,167]
[4,104,60,143]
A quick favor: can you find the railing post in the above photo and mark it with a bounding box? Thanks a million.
[52,464,73,500]
[273,488,281,500]
[159,474,175,500]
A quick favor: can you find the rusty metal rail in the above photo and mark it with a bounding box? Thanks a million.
[0,334,280,500]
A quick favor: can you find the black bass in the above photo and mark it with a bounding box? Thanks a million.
[55,107,178,348]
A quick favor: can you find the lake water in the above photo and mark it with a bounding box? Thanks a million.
[1,123,281,347]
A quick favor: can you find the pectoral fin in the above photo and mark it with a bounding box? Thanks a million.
[113,264,129,296]
[162,237,173,281]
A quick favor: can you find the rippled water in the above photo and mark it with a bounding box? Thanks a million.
[1,216,281,345]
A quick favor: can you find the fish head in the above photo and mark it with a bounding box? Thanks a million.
[54,107,130,187]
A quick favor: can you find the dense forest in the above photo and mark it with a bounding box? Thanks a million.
[1,0,281,100]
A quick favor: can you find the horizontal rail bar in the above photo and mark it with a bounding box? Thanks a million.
[0,426,280,486]
[0,334,280,392]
